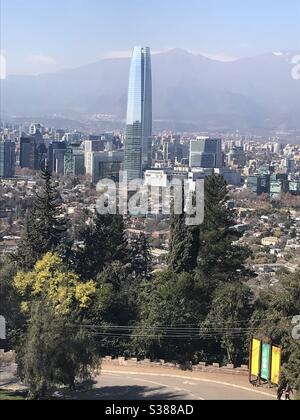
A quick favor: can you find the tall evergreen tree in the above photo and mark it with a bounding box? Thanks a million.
[76,213,128,280]
[169,214,199,273]
[130,233,153,280]
[198,175,253,283]
[15,167,68,271]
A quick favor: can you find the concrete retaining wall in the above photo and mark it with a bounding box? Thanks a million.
[0,351,249,376]
[103,356,249,376]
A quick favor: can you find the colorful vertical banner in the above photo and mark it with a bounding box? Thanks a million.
[271,346,282,385]
[250,338,282,385]
[250,338,261,376]
[261,343,271,381]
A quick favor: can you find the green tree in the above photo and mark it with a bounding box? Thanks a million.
[76,213,128,279]
[0,257,23,347]
[134,270,208,362]
[169,214,199,273]
[14,253,100,399]
[130,233,153,280]
[94,262,137,324]
[91,262,139,357]
[0,257,17,320]
[17,302,100,399]
[252,271,300,396]
[198,175,253,283]
[200,282,254,365]
[15,168,68,271]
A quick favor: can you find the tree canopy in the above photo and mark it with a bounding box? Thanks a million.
[14,253,96,316]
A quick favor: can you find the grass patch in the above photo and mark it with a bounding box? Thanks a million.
[0,389,26,400]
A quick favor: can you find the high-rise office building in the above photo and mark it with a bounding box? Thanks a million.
[91,150,124,184]
[247,174,270,195]
[47,141,67,174]
[0,140,16,178]
[125,46,152,181]
[20,136,46,170]
[190,137,223,169]
[281,158,296,173]
[20,136,35,169]
[84,139,105,177]
[64,145,85,177]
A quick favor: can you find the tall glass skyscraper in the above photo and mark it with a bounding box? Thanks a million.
[125,47,152,181]
[0,140,16,178]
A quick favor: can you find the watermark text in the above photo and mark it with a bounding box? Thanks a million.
[96,172,204,226]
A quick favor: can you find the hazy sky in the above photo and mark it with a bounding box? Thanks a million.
[1,0,300,75]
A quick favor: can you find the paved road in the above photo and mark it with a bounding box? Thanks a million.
[1,365,276,400]
[75,371,275,401]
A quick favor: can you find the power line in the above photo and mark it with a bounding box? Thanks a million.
[79,316,293,330]
[90,333,258,340]
[80,326,268,332]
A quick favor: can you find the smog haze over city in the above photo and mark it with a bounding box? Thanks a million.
[1,0,300,133]
[1,0,300,404]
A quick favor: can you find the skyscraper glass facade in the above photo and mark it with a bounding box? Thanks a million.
[0,140,16,178]
[190,137,223,169]
[125,47,152,181]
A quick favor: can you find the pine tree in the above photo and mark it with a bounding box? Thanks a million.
[169,213,199,274]
[198,175,253,283]
[130,233,153,280]
[16,167,68,271]
[76,213,128,280]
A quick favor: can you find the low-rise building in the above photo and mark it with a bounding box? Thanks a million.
[261,237,280,247]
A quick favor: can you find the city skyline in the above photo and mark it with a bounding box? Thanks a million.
[1,0,300,75]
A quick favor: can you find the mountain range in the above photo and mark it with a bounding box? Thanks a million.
[1,49,300,131]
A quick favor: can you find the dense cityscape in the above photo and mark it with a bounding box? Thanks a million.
[1,0,300,404]
[3,120,300,280]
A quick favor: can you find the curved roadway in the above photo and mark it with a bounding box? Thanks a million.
[77,370,276,400]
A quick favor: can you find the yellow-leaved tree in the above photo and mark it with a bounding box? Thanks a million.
[14,252,96,316]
